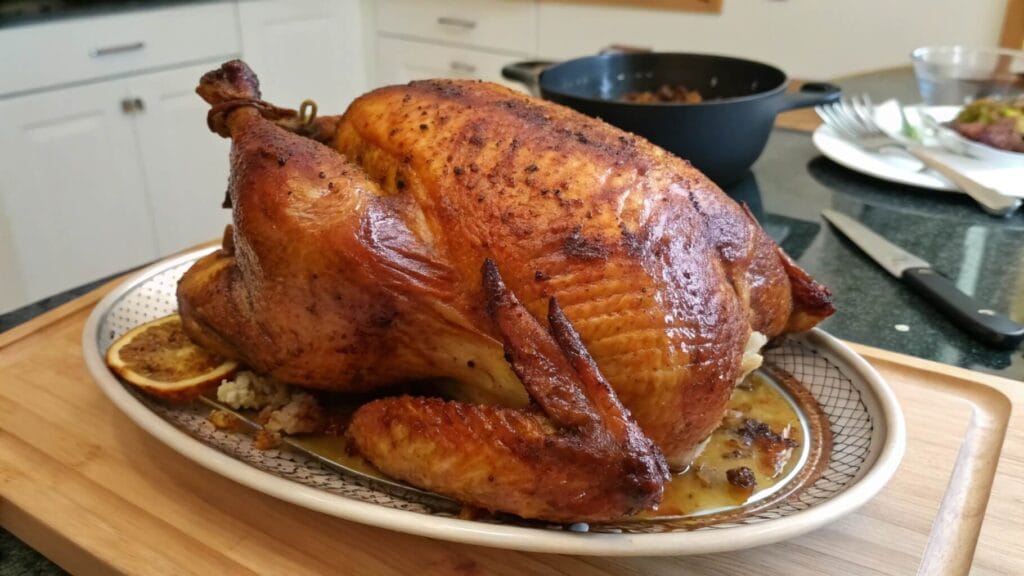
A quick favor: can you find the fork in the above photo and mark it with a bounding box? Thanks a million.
[816,95,1021,217]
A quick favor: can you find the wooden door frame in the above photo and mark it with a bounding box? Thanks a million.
[1001,0,1024,49]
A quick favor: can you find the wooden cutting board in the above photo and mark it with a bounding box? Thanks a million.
[0,274,1021,575]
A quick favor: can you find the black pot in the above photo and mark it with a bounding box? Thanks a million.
[503,53,840,185]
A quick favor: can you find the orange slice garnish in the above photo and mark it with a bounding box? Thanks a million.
[105,314,238,401]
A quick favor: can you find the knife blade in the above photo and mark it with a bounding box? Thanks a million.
[821,209,1024,349]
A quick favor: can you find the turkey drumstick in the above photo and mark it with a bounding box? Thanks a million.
[349,260,670,522]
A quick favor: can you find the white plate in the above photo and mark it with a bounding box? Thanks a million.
[812,104,1024,196]
[82,249,906,556]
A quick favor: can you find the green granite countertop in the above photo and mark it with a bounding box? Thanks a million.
[729,67,1024,380]
[726,130,1024,379]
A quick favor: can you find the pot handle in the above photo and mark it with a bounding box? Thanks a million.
[778,82,841,112]
[502,60,556,95]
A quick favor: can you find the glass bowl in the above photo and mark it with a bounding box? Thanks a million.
[911,46,1024,105]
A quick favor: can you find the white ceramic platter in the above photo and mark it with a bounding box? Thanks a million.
[82,248,906,556]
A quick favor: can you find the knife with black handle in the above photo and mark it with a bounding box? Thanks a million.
[901,267,1024,348]
[822,210,1024,349]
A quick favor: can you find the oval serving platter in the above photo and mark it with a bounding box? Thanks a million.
[82,248,906,556]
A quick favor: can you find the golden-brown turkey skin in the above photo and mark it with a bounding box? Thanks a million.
[349,261,669,522]
[179,62,832,478]
[180,68,521,394]
[176,109,419,389]
[180,63,528,399]
[330,80,832,466]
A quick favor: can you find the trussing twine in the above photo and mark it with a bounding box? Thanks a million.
[299,99,318,125]
[207,98,319,137]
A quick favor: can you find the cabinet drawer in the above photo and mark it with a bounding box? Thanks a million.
[377,36,527,91]
[377,0,536,55]
[0,3,239,97]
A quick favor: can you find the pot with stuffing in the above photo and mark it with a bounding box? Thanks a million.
[503,52,841,185]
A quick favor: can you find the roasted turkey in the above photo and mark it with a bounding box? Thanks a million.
[178,61,833,521]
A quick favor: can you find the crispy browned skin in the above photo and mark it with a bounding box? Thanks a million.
[180,63,521,398]
[327,75,833,466]
[178,61,833,519]
[349,261,669,522]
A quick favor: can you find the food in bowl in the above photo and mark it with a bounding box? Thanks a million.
[621,84,704,104]
[950,98,1024,153]
[502,53,840,185]
[109,59,834,523]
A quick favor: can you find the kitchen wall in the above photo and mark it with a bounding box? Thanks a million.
[537,0,1006,78]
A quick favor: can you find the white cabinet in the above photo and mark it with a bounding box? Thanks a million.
[0,2,246,314]
[131,64,232,255]
[0,2,238,97]
[238,0,369,111]
[0,0,374,313]
[374,0,537,90]
[0,63,234,314]
[376,0,537,55]
[377,36,526,90]
[0,80,158,313]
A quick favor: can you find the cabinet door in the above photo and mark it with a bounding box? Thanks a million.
[376,0,537,55]
[377,36,526,91]
[0,81,158,313]
[130,62,233,256]
[238,0,368,110]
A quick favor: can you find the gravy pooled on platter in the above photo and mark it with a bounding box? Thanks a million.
[643,371,803,517]
[283,370,804,520]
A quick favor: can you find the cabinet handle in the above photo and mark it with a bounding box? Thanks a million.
[437,16,477,29]
[90,41,145,57]
[449,61,477,74]
[120,98,146,114]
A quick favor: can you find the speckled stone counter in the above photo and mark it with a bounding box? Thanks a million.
[733,66,1024,381]
[726,129,1024,380]
[0,531,64,575]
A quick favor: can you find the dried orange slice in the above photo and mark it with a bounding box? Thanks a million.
[105,314,238,401]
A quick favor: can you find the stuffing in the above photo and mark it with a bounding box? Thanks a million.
[262,392,325,435]
[737,331,768,385]
[216,371,289,410]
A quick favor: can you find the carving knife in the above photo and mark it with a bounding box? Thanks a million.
[821,209,1024,349]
